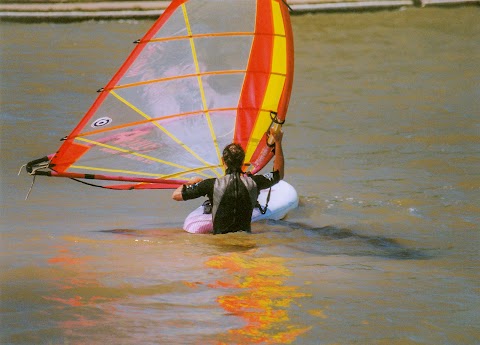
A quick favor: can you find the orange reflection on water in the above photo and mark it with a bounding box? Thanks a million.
[206,252,311,344]
[43,244,118,333]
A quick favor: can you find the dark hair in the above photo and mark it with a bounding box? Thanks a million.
[222,143,245,172]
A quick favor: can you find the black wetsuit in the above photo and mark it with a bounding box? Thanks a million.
[181,171,280,234]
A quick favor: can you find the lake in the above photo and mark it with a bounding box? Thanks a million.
[1,6,479,344]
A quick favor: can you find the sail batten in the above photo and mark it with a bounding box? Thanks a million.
[112,70,247,90]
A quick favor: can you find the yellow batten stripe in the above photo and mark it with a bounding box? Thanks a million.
[70,165,167,177]
[109,90,155,122]
[245,0,287,162]
[78,107,238,138]
[182,4,223,176]
[160,164,222,179]
[76,137,187,170]
[109,90,218,175]
[76,137,213,179]
[70,164,221,179]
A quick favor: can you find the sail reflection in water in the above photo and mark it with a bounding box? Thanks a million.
[205,252,311,344]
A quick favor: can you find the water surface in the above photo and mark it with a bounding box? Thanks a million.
[1,7,479,345]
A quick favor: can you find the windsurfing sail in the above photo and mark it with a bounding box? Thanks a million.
[25,0,294,190]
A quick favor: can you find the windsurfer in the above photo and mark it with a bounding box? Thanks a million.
[172,127,284,234]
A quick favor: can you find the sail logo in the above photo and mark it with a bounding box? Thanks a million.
[91,117,112,128]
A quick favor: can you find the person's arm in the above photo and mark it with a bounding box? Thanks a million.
[172,185,184,201]
[172,176,203,201]
[271,127,284,180]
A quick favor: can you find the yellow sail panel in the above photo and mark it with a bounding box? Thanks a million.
[272,0,286,36]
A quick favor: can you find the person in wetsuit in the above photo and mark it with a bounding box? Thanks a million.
[172,128,284,234]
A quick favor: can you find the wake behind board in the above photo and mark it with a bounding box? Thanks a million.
[183,180,298,234]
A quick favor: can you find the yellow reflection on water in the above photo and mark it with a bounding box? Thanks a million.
[206,251,311,344]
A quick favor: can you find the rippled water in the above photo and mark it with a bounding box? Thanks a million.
[1,6,479,345]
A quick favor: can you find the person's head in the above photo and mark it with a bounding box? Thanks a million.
[222,143,245,173]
